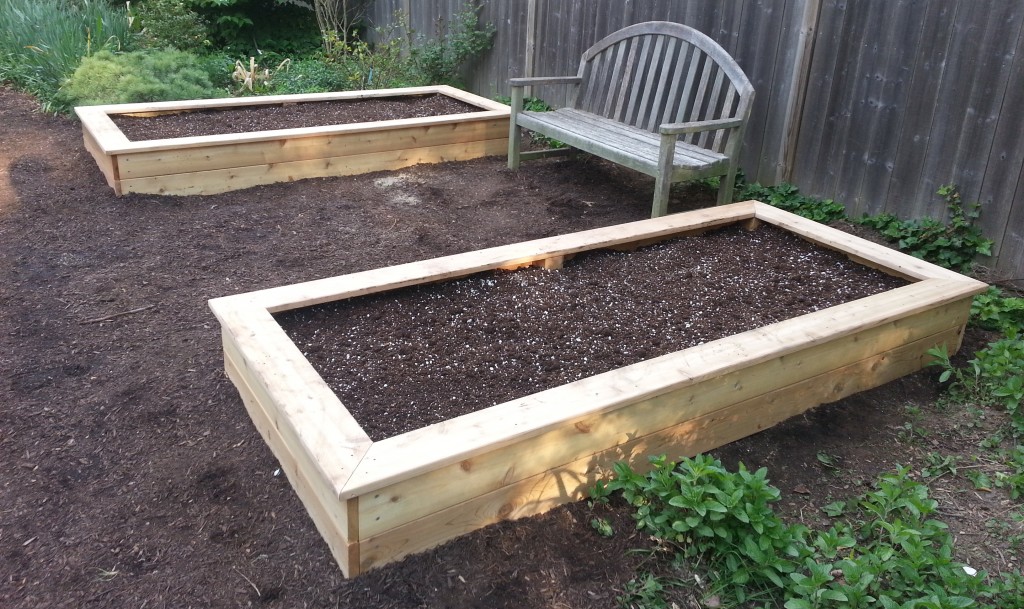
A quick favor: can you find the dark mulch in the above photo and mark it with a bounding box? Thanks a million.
[1,85,1016,609]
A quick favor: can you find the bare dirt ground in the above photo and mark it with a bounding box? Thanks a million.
[0,86,1018,609]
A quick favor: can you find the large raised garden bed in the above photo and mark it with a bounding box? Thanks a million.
[75,85,509,196]
[208,202,987,577]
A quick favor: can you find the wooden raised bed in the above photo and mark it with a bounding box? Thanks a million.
[208,202,987,577]
[75,85,509,196]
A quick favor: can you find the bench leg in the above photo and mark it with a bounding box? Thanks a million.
[508,126,522,170]
[652,175,672,218]
[652,134,676,217]
[508,87,523,170]
[717,167,738,205]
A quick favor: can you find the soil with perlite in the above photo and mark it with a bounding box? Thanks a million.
[278,224,906,440]
[0,85,1017,609]
[111,93,480,141]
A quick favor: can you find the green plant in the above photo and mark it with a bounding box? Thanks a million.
[265,56,347,93]
[859,185,993,272]
[606,455,806,604]
[58,48,226,108]
[600,458,1020,608]
[816,451,842,472]
[316,12,412,90]
[128,0,211,50]
[0,0,130,109]
[737,182,847,223]
[994,446,1024,500]
[590,516,613,538]
[231,55,290,92]
[618,572,685,609]
[971,287,1024,335]
[920,451,959,479]
[337,33,410,89]
[928,336,1024,434]
[180,0,319,56]
[308,0,369,54]
[409,2,495,87]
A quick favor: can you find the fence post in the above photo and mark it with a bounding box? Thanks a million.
[524,0,538,98]
[778,0,822,184]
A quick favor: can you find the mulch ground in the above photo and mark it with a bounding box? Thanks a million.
[0,86,1016,609]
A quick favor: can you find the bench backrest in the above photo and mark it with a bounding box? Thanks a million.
[572,22,754,153]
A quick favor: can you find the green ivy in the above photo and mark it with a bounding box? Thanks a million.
[858,185,992,272]
[595,456,1023,608]
[408,3,495,87]
[737,182,848,223]
[929,333,1024,436]
[971,287,1024,336]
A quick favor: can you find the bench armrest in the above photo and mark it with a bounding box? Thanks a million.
[509,76,583,88]
[659,117,745,135]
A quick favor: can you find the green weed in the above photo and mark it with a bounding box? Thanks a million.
[858,185,992,272]
[598,456,1021,608]
[972,287,1024,335]
[408,3,495,87]
[737,182,847,223]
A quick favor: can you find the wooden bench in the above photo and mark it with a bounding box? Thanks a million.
[508,21,755,217]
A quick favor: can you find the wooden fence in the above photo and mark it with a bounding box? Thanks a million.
[367,0,1024,282]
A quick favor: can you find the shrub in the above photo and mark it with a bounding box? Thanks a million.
[408,3,495,86]
[58,49,226,108]
[267,57,350,94]
[0,0,130,108]
[127,0,211,51]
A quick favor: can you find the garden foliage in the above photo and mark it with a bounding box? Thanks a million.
[127,0,211,51]
[858,185,992,273]
[59,49,226,107]
[0,0,130,108]
[595,455,1024,608]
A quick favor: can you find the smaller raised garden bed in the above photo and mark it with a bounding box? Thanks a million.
[209,202,987,577]
[75,85,509,196]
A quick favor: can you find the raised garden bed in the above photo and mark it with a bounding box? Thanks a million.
[208,202,987,578]
[75,85,509,196]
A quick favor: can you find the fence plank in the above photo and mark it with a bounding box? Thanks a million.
[881,1,959,220]
[836,0,923,215]
[979,17,1024,267]
[792,0,849,196]
[914,3,1024,218]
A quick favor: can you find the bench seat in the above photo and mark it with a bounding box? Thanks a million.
[517,108,730,177]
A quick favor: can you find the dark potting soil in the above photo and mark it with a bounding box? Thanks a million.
[276,223,909,440]
[110,93,481,141]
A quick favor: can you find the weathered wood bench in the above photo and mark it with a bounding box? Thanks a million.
[508,21,755,217]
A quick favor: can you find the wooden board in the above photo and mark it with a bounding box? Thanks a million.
[357,324,965,571]
[352,297,970,538]
[208,202,987,577]
[75,86,510,196]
